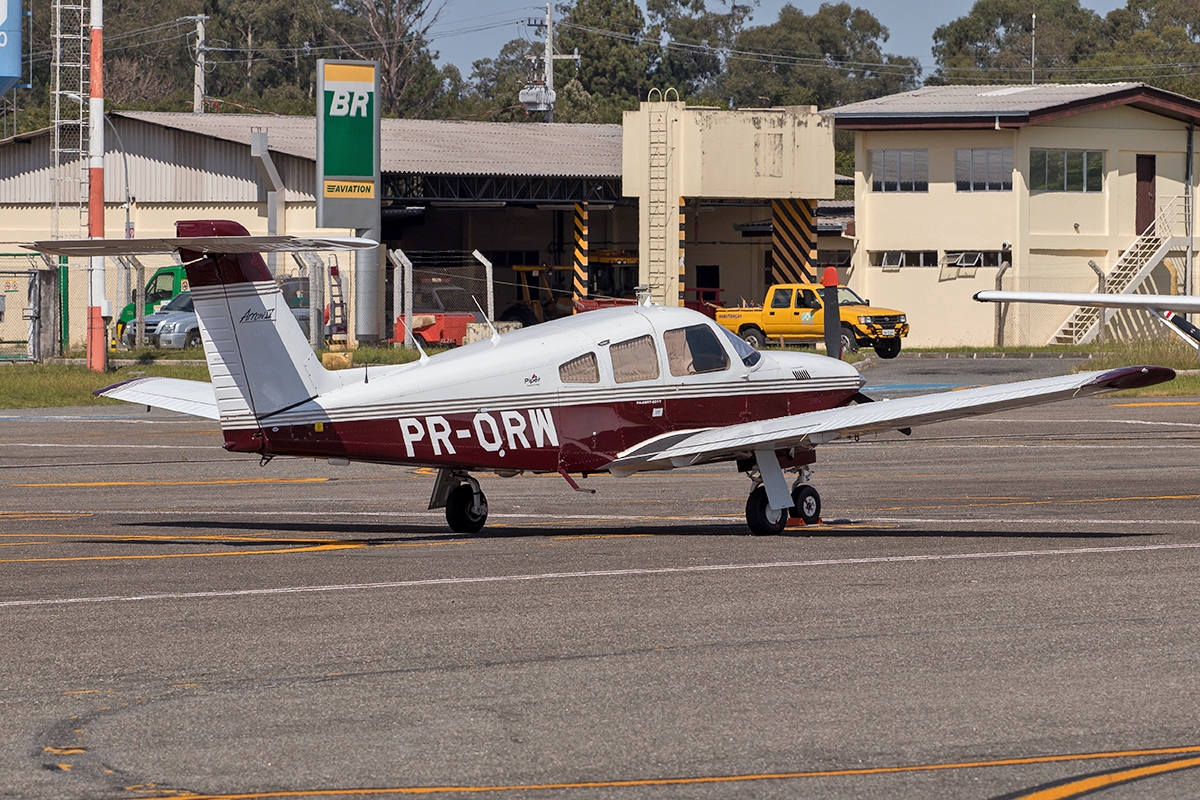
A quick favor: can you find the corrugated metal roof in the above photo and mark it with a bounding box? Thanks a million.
[115,112,623,178]
[827,83,1141,118]
[824,82,1200,127]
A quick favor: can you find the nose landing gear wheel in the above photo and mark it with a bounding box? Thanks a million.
[791,485,821,525]
[745,486,788,536]
[445,484,488,533]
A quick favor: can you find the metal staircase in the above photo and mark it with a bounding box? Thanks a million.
[1049,196,1191,345]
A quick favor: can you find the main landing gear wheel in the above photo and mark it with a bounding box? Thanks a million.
[745,486,788,536]
[445,484,488,533]
[791,484,820,525]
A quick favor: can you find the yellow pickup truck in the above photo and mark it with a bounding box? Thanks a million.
[715,283,909,358]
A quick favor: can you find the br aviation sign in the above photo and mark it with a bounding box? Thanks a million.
[316,59,380,228]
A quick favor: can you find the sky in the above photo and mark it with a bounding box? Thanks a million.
[424,0,1128,80]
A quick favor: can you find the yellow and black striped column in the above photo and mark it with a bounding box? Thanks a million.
[770,198,817,283]
[573,203,588,307]
[678,197,686,305]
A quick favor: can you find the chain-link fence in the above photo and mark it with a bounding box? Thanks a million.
[388,249,494,348]
[0,256,43,361]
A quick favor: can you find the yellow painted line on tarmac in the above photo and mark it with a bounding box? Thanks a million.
[551,534,654,541]
[1014,754,1200,799]
[128,745,1200,799]
[12,478,332,488]
[1111,400,1200,407]
[0,542,362,564]
[0,541,49,547]
[880,492,1200,512]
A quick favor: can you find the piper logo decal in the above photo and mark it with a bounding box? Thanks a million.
[399,409,558,458]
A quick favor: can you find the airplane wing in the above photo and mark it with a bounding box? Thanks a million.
[606,365,1173,475]
[24,235,376,258]
[974,290,1200,313]
[94,377,219,420]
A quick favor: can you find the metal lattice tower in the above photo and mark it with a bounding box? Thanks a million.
[51,0,89,238]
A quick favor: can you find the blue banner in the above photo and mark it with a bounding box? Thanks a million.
[0,0,22,97]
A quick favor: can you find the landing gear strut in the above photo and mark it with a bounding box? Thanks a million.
[431,469,489,533]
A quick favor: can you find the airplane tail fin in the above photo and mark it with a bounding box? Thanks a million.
[177,220,343,428]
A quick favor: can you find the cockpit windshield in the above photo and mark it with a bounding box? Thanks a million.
[720,326,761,368]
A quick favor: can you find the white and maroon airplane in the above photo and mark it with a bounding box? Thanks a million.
[32,221,1175,535]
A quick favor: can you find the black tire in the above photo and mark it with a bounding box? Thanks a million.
[791,485,821,525]
[185,330,202,349]
[873,338,902,359]
[445,484,488,534]
[745,485,788,536]
[839,326,859,356]
[501,305,539,328]
[740,327,767,350]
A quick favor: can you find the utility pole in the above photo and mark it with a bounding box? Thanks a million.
[188,15,207,113]
[518,3,579,122]
[1031,13,1036,85]
[86,0,106,372]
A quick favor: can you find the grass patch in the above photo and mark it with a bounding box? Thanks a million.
[0,363,211,409]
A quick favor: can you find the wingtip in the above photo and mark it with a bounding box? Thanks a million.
[1090,365,1176,391]
[93,377,144,397]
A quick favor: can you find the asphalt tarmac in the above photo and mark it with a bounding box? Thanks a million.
[4,355,1200,799]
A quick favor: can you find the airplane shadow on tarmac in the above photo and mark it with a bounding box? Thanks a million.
[114,518,1158,544]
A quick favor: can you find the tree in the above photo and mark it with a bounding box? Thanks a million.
[464,38,540,122]
[718,3,921,109]
[930,0,1105,84]
[556,0,654,121]
[646,0,756,99]
[318,0,449,117]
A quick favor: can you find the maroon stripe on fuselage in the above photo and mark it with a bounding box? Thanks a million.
[224,386,859,472]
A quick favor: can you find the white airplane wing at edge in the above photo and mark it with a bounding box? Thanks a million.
[974,290,1200,313]
[607,366,1173,475]
[95,377,219,420]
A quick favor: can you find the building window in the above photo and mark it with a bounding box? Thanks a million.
[559,352,599,384]
[944,251,1007,268]
[869,250,939,268]
[871,150,928,192]
[956,149,1013,191]
[1030,149,1104,192]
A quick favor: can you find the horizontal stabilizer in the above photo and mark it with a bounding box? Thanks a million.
[608,366,1174,475]
[94,377,219,420]
[975,290,1200,314]
[25,235,376,259]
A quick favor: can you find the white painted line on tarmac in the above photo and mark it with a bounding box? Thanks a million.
[5,541,1200,609]
[0,442,222,450]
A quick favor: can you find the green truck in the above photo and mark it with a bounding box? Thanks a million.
[114,265,189,345]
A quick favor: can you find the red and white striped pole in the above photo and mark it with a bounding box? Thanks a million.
[86,0,106,371]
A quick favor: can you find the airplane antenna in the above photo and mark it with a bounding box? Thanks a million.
[472,296,501,344]
[636,284,652,306]
[413,336,430,364]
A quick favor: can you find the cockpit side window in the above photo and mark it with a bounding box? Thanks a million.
[664,325,730,376]
[559,352,600,384]
[609,335,660,383]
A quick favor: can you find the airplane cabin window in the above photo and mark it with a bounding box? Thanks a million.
[664,325,730,376]
[610,335,660,383]
[720,327,761,367]
[559,352,600,384]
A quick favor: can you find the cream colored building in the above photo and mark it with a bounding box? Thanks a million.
[622,101,836,305]
[828,83,1200,347]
